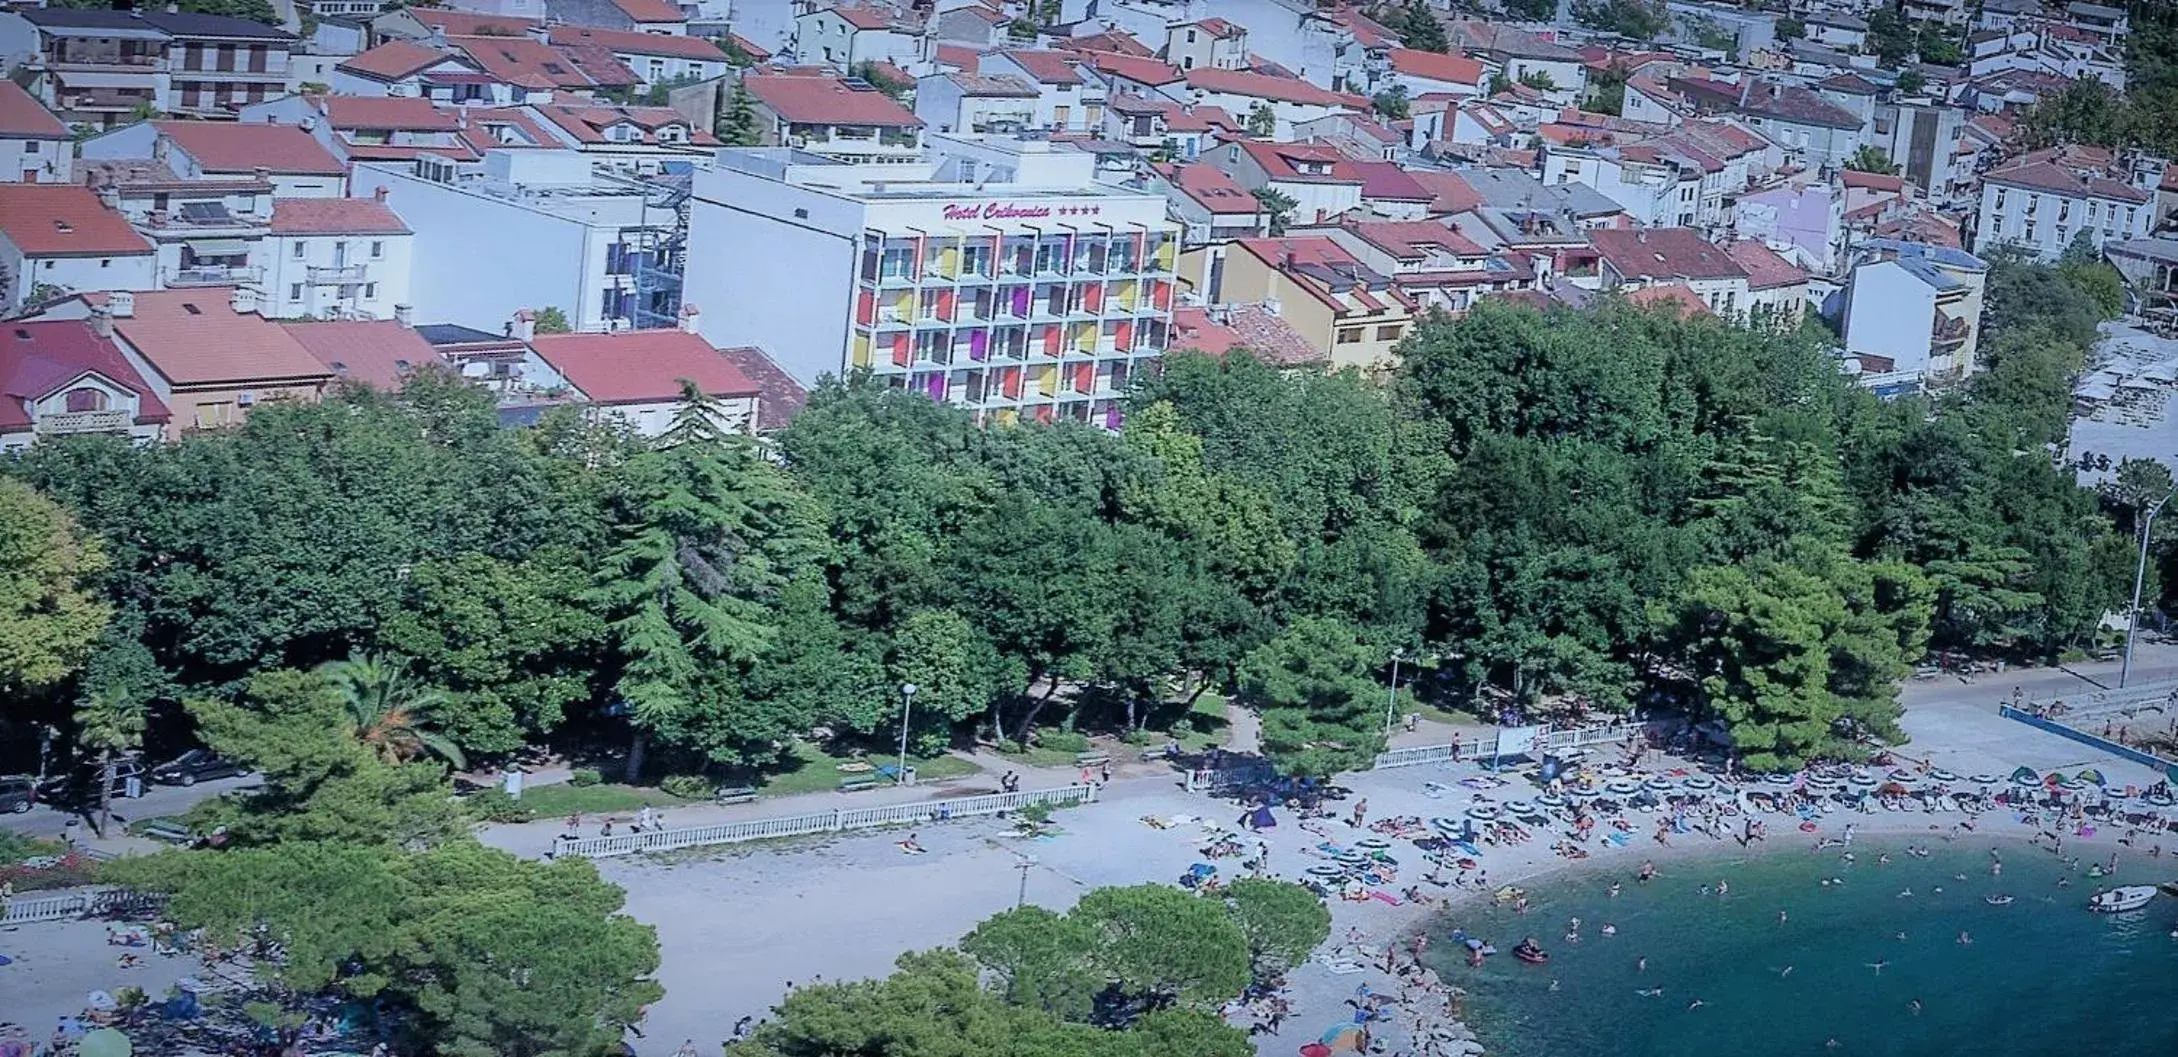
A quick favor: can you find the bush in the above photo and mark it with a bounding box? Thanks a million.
[1171,718,1194,736]
[464,789,535,824]
[659,774,713,800]
[997,739,1025,755]
[569,767,603,787]
[1038,730,1091,754]
[1015,802,1054,825]
[1122,729,1156,746]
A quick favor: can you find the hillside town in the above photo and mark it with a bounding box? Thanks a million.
[0,0,2173,441]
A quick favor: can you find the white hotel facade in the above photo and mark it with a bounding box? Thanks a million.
[684,138,1179,428]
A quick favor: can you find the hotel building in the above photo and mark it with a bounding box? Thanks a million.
[684,136,1178,428]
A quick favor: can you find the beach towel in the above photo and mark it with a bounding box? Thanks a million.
[1368,889,1403,906]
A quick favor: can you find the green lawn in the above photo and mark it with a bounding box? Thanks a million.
[516,783,696,817]
[741,741,981,798]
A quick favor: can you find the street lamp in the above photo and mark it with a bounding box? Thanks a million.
[1383,650,1404,736]
[2122,488,2178,687]
[896,683,919,784]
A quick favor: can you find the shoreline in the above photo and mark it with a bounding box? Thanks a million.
[1253,771,2176,1057]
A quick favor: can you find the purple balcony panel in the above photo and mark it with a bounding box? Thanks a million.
[969,330,990,360]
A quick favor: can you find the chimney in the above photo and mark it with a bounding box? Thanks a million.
[527,23,552,44]
[90,305,114,339]
[95,182,120,211]
[393,303,413,328]
[109,290,135,319]
[374,186,389,203]
[678,302,701,333]
[165,2,179,12]
[230,287,259,315]
[254,166,271,185]
[512,308,536,342]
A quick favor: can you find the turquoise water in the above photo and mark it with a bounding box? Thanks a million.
[1427,838,2178,1057]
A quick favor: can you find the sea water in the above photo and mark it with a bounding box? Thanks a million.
[1426,837,2178,1057]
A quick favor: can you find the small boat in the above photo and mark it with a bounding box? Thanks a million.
[1512,941,1549,964]
[2087,886,2158,914]
[1985,894,2014,906]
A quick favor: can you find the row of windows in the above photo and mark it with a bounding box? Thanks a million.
[291,282,379,301]
[1336,324,1405,344]
[291,240,386,259]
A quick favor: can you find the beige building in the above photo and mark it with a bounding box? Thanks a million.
[1214,236,1417,371]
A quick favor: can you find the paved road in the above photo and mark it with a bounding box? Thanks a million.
[1895,642,2178,788]
[0,774,259,841]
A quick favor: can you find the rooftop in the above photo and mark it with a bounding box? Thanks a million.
[157,121,345,176]
[528,329,761,405]
[715,345,807,431]
[0,185,154,258]
[1388,47,1483,86]
[86,289,333,387]
[1723,239,1809,290]
[1154,161,1260,215]
[0,80,68,140]
[1589,227,1747,282]
[1184,68,1360,108]
[270,198,412,236]
[992,50,1087,86]
[319,94,462,132]
[744,72,923,127]
[336,40,455,81]
[547,25,731,62]
[1168,304,1323,367]
[282,320,443,390]
[0,320,170,432]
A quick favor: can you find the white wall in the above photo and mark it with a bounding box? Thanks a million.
[0,135,71,183]
[1842,259,1934,374]
[1973,179,2152,261]
[349,165,605,332]
[1,244,157,311]
[264,230,415,319]
[685,165,861,385]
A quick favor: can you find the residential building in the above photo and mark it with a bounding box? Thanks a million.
[742,71,924,164]
[0,8,297,124]
[1722,238,1810,324]
[29,287,333,437]
[528,326,763,436]
[0,184,157,311]
[265,194,415,321]
[78,157,272,293]
[349,149,685,334]
[283,317,443,391]
[81,120,348,198]
[1972,146,2159,260]
[1180,68,1362,139]
[915,73,1040,135]
[1445,21,1588,105]
[526,102,719,163]
[1103,94,1238,160]
[546,25,733,88]
[1734,180,1846,273]
[1668,75,1865,167]
[1384,47,1484,100]
[330,40,507,102]
[1903,0,1969,26]
[1166,303,1325,369]
[1803,11,1870,50]
[1212,236,1416,371]
[1839,238,1988,391]
[1141,160,1267,299]
[977,51,1099,133]
[157,10,297,115]
[547,0,690,35]
[1298,216,1524,314]
[684,139,1181,428]
[1206,140,1364,227]
[0,80,71,184]
[792,3,921,69]
[1587,227,1751,316]
[1164,17,1247,72]
[0,318,171,452]
[445,32,637,101]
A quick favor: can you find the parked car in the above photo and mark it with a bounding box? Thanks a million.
[0,775,35,814]
[37,757,148,802]
[150,749,248,786]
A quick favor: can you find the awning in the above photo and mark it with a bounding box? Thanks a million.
[186,239,250,257]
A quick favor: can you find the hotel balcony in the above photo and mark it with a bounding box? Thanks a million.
[34,408,136,438]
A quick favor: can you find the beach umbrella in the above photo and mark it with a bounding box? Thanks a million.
[2076,768,2106,786]
[78,1030,131,1057]
[2010,766,2040,785]
[1321,1024,1369,1052]
[1300,1045,1333,1057]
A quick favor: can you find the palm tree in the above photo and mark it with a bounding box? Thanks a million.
[318,653,467,770]
[75,687,146,838]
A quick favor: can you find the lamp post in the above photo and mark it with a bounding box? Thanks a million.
[1384,650,1404,736]
[2122,489,2177,688]
[896,683,919,784]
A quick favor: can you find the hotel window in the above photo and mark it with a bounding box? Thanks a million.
[370,240,384,258]
[1337,327,1363,344]
[2127,207,2138,228]
[2024,220,2036,242]
[2058,200,2070,221]
[1993,188,2006,210]
[2026,194,2038,215]
[292,241,306,258]
[1375,324,1402,341]
[364,283,378,300]
[2089,201,2100,222]
[289,283,303,301]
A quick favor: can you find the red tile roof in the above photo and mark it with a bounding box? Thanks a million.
[714,345,807,431]
[1983,155,2151,203]
[1388,47,1483,86]
[993,49,1086,85]
[1339,218,1488,259]
[933,43,980,70]
[548,25,731,62]
[0,185,153,258]
[1185,68,1361,108]
[1348,160,1433,202]
[1840,168,1904,192]
[451,35,636,90]
[86,289,333,387]
[336,40,453,81]
[0,320,170,431]
[1625,282,1712,319]
[157,121,345,175]
[1155,161,1261,215]
[529,330,760,404]
[531,103,719,146]
[410,9,539,36]
[1169,304,1323,367]
[725,32,771,62]
[831,4,903,31]
[1590,227,1745,282]
[1408,169,1482,215]
[1723,239,1808,290]
[1057,29,1156,58]
[1239,140,1363,185]
[282,320,443,390]
[611,0,685,23]
[0,79,68,139]
[1185,17,1245,39]
[270,198,411,236]
[1082,51,1183,86]
[320,95,461,131]
[743,72,922,126]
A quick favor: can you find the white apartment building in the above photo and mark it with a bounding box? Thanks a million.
[1972,148,2159,261]
[0,80,71,184]
[1840,239,1988,392]
[349,149,684,334]
[264,194,415,321]
[683,136,1181,428]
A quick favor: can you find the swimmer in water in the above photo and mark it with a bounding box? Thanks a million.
[1687,999,1706,1011]
[1698,885,1711,896]
[1717,879,1729,895]
[1878,854,1891,865]
[1637,987,1664,997]
[1601,923,1617,936]
[1866,961,1888,975]
[1636,956,1648,972]
[1894,931,1908,941]
[1897,888,1913,898]
[1774,965,1794,978]
[1957,931,1972,945]
[1826,1039,1841,1050]
[1909,999,1922,1016]
[1548,979,1561,993]
[1779,910,1789,924]
[1608,881,1622,898]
